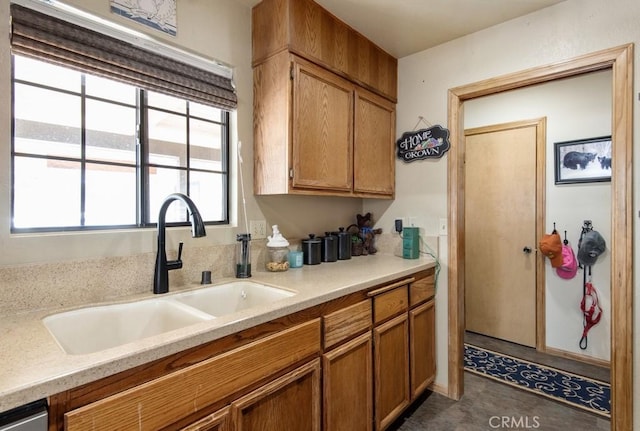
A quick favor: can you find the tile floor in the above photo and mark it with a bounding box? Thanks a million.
[389,332,611,431]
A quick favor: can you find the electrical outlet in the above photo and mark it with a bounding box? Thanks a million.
[394,219,403,233]
[249,220,267,239]
[439,218,448,235]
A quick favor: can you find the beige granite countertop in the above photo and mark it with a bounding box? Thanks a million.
[0,253,435,414]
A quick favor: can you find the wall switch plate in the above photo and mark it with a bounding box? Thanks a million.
[439,218,448,235]
[249,220,267,239]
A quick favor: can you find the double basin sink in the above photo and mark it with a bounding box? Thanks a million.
[43,281,296,355]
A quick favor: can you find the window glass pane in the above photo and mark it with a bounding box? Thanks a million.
[149,152,180,167]
[147,92,186,114]
[149,109,187,167]
[12,56,230,231]
[190,171,225,221]
[14,55,81,92]
[190,119,222,169]
[85,75,136,105]
[189,102,221,120]
[148,167,187,223]
[85,163,137,226]
[86,99,137,163]
[14,84,81,157]
[13,156,80,228]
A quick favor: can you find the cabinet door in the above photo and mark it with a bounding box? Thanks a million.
[292,58,353,192]
[354,88,395,197]
[231,359,321,431]
[323,332,373,431]
[179,406,230,431]
[373,314,410,431]
[409,299,436,399]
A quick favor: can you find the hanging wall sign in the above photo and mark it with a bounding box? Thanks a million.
[396,125,451,162]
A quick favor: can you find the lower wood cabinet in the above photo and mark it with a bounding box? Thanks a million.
[410,298,436,398]
[373,313,410,431]
[50,269,435,431]
[323,332,373,431]
[179,407,230,431]
[369,270,436,431]
[231,359,321,431]
[62,320,321,431]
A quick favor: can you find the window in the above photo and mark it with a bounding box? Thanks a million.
[11,55,230,231]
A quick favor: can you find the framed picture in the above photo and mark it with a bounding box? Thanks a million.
[554,136,612,184]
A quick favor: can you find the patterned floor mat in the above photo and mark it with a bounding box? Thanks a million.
[464,343,610,417]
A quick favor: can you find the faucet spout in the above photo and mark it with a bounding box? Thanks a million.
[153,193,207,294]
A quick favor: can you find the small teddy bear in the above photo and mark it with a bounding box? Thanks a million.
[356,212,383,255]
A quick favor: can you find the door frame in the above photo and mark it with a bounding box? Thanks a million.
[464,118,547,351]
[447,44,633,431]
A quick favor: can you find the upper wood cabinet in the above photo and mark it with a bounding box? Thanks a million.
[252,0,397,102]
[354,88,395,196]
[253,53,395,198]
[252,0,396,199]
[292,57,354,192]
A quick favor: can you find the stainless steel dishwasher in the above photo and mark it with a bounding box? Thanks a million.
[0,400,47,431]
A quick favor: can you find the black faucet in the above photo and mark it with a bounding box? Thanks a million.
[153,193,207,294]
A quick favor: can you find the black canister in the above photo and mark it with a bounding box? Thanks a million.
[334,227,352,260]
[302,234,321,265]
[321,232,338,262]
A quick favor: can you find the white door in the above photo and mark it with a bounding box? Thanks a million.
[464,120,543,347]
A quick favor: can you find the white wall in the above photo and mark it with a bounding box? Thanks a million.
[365,0,639,418]
[0,0,362,267]
[465,70,612,362]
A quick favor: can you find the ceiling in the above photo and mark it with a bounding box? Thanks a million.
[240,0,566,58]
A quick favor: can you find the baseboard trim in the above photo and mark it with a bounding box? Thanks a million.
[430,382,448,397]
[543,345,610,368]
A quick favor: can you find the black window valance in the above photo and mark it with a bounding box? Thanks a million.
[10,3,237,110]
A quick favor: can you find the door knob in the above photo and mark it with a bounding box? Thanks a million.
[523,246,532,254]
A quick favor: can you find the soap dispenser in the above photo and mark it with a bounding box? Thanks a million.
[236,233,252,278]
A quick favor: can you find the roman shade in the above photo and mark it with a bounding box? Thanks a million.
[10,3,237,110]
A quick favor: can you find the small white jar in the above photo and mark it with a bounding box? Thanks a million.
[266,225,290,272]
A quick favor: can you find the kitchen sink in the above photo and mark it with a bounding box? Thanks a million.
[171,281,296,317]
[43,281,296,355]
[43,298,214,355]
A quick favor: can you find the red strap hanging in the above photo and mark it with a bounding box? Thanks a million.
[579,281,602,349]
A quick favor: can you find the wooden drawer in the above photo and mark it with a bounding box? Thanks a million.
[323,300,372,350]
[65,319,321,431]
[410,271,436,307]
[369,280,410,325]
